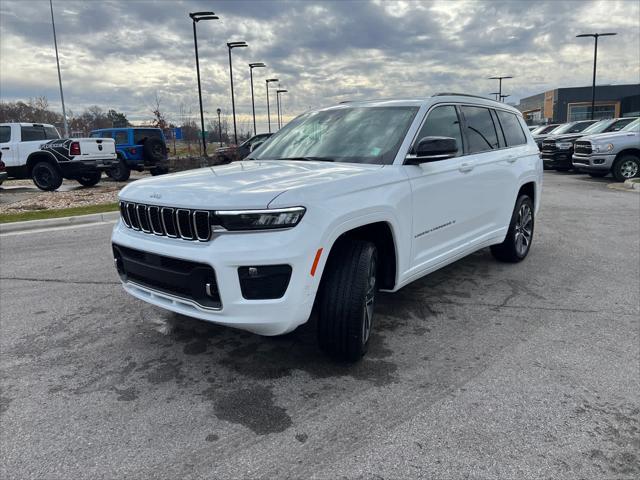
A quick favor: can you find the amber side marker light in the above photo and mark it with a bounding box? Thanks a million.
[310,248,323,276]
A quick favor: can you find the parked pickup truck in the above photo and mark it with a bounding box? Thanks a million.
[541,117,636,171]
[572,118,640,181]
[112,94,541,361]
[90,127,169,181]
[0,123,117,191]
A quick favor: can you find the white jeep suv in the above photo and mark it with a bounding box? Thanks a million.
[112,94,542,360]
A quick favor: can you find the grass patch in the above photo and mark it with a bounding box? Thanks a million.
[0,202,119,224]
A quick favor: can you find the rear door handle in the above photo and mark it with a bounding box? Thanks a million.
[459,162,474,173]
[1,147,9,150]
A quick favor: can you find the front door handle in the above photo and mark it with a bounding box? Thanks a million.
[459,162,474,173]
[1,147,9,150]
[506,156,517,163]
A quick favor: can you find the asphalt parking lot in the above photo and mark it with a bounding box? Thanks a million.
[1,172,638,479]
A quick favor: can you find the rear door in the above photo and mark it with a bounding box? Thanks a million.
[0,125,16,167]
[458,105,513,238]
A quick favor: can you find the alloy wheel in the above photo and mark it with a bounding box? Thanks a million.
[620,159,639,179]
[514,203,533,257]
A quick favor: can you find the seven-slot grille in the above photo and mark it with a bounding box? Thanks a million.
[119,201,212,241]
[574,141,592,155]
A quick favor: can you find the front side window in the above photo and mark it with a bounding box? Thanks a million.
[608,118,635,132]
[0,126,11,143]
[622,118,640,132]
[496,110,527,146]
[414,105,463,156]
[252,106,419,165]
[20,126,47,141]
[461,106,499,153]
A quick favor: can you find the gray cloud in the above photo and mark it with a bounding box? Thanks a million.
[1,0,638,131]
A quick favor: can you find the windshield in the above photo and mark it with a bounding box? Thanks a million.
[252,106,420,165]
[534,124,559,135]
[622,118,640,132]
[582,120,610,134]
[551,121,594,135]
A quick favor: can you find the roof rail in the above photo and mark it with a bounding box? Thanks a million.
[434,92,492,100]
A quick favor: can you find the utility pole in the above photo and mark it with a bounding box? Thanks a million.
[49,0,68,137]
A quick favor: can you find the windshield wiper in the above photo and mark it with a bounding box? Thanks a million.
[278,156,335,162]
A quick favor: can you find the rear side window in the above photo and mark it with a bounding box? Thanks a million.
[461,106,499,153]
[133,129,162,144]
[44,126,60,139]
[414,105,463,157]
[114,131,129,144]
[0,126,10,143]
[496,110,527,146]
[20,126,47,141]
[101,131,113,139]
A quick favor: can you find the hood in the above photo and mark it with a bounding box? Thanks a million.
[119,160,384,209]
[578,130,639,143]
[544,133,586,142]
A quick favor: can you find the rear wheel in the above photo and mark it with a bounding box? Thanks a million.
[317,240,377,361]
[76,171,101,187]
[31,161,63,191]
[612,155,640,182]
[490,195,534,263]
[109,157,131,182]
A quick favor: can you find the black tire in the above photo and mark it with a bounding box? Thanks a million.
[143,137,167,163]
[317,240,378,361]
[612,154,640,182]
[31,161,63,191]
[150,166,169,176]
[76,171,101,187]
[490,195,534,263]
[588,172,608,178]
[110,157,131,182]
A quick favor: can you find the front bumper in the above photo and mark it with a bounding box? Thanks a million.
[542,150,573,169]
[572,153,615,172]
[111,219,322,336]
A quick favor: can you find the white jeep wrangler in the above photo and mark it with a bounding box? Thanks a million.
[112,94,542,360]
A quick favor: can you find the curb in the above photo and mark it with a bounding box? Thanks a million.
[0,211,120,234]
[624,179,640,190]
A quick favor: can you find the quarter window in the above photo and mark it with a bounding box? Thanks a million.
[496,110,527,146]
[414,105,463,157]
[0,126,10,143]
[114,131,128,144]
[461,106,499,153]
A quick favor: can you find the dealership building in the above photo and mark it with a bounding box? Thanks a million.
[516,83,640,125]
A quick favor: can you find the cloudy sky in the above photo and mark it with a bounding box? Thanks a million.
[1,0,639,132]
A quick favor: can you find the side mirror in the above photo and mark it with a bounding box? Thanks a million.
[406,136,458,164]
[250,140,265,152]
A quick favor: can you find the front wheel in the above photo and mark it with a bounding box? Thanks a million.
[612,155,640,182]
[490,195,534,263]
[317,240,378,361]
[109,158,131,182]
[76,171,101,187]
[31,161,63,191]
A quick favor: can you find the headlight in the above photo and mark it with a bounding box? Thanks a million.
[215,207,306,231]
[556,142,573,150]
[593,143,614,153]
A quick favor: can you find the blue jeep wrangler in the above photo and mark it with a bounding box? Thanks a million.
[90,127,169,181]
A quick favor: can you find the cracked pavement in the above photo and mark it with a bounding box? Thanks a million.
[1,172,638,479]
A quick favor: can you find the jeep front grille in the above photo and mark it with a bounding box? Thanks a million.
[119,201,212,241]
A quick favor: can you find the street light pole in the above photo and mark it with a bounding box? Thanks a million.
[265,78,279,133]
[216,108,222,147]
[577,32,617,120]
[276,89,288,129]
[49,0,68,137]
[189,11,219,157]
[249,63,266,135]
[227,41,248,145]
[489,75,513,102]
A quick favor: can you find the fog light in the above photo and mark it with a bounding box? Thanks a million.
[238,265,292,300]
[594,159,605,165]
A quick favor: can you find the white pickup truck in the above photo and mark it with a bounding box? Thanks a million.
[0,123,117,190]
